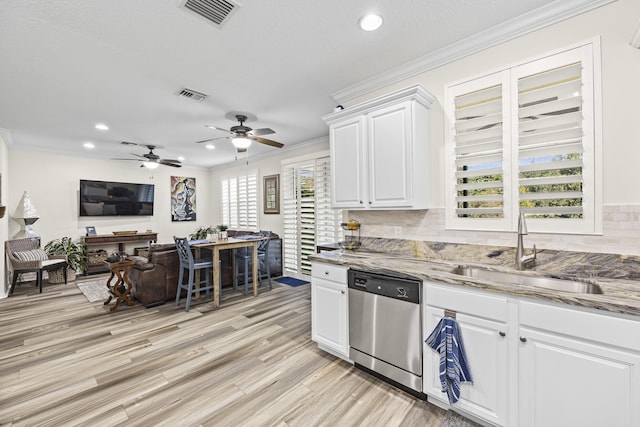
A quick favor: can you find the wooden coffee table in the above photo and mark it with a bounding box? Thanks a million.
[104,259,135,312]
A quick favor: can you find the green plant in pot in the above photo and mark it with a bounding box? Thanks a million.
[189,225,215,240]
[44,237,87,283]
[217,224,229,240]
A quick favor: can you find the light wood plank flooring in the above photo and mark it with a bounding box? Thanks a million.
[0,277,445,426]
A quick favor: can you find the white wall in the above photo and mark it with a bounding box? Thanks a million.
[6,150,213,246]
[343,0,640,255]
[0,131,10,296]
[346,0,640,207]
[208,138,330,238]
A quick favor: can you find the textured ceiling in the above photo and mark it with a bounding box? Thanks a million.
[0,0,604,168]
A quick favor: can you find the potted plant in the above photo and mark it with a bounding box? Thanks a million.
[189,225,215,240]
[217,224,229,240]
[44,237,87,283]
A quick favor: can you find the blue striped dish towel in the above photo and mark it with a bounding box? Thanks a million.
[425,316,473,404]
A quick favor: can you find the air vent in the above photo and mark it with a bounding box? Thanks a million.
[120,141,138,146]
[179,0,239,27]
[177,87,208,102]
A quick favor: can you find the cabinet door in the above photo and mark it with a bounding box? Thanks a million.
[424,305,509,426]
[330,116,366,208]
[518,327,640,427]
[311,277,348,358]
[518,300,640,427]
[367,101,413,208]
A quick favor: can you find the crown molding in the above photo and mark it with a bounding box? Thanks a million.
[332,0,617,104]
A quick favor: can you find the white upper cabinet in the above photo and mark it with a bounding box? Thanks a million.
[324,84,433,209]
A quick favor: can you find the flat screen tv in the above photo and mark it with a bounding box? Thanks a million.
[79,179,155,217]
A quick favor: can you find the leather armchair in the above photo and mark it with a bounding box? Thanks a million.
[129,243,180,307]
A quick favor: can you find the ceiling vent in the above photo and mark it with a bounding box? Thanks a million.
[179,0,239,27]
[120,141,138,146]
[177,87,208,102]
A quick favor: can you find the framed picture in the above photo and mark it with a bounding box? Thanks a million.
[171,176,196,222]
[85,226,97,236]
[263,174,280,214]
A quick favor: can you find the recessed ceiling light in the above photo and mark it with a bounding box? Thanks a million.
[95,123,109,131]
[206,144,215,150]
[359,14,383,31]
[83,142,95,149]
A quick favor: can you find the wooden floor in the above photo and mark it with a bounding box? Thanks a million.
[0,276,445,427]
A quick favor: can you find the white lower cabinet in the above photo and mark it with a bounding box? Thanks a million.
[424,281,640,427]
[311,262,350,360]
[518,300,640,427]
[424,282,511,427]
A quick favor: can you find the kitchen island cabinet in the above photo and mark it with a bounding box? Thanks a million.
[324,84,433,210]
[311,262,350,361]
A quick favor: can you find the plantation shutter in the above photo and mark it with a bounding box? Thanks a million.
[454,82,505,218]
[299,162,316,274]
[221,172,257,230]
[515,51,590,221]
[282,163,299,273]
[315,156,342,246]
[446,42,599,234]
[281,151,342,275]
[447,71,511,230]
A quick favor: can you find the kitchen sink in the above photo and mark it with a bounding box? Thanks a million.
[451,265,603,294]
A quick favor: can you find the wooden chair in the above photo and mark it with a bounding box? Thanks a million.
[174,237,216,311]
[5,237,68,295]
[233,230,273,295]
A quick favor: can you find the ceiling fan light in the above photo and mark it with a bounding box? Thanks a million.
[232,137,252,149]
[142,161,160,169]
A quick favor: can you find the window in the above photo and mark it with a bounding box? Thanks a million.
[445,41,601,234]
[282,153,342,275]
[221,171,258,230]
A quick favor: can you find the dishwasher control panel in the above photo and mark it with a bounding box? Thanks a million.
[348,269,421,303]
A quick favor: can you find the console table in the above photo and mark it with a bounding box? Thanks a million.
[82,232,158,274]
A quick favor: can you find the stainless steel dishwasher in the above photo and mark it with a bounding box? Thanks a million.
[348,269,423,395]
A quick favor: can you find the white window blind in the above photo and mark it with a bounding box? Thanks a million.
[446,42,600,234]
[221,172,258,230]
[282,153,342,275]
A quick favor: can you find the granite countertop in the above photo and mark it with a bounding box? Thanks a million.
[309,243,640,318]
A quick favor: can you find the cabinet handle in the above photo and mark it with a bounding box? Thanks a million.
[499,331,506,337]
[341,290,345,294]
[368,201,372,204]
[324,271,329,275]
[520,337,527,343]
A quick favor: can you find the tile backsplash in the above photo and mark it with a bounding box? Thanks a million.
[346,205,640,256]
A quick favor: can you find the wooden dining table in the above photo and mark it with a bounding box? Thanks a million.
[191,236,266,307]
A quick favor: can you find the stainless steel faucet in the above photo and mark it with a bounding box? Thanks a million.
[515,211,536,270]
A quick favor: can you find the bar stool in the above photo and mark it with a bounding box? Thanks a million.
[233,230,272,295]
[174,237,215,311]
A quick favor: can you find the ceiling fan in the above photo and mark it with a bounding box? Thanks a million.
[114,143,182,169]
[196,114,285,152]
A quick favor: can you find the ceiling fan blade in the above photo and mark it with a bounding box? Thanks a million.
[205,125,234,134]
[254,137,284,148]
[112,158,143,161]
[159,160,182,168]
[195,136,229,144]
[248,127,275,137]
[131,153,147,159]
